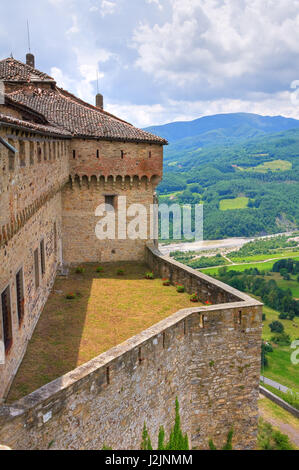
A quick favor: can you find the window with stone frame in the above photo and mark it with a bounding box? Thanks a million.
[16,268,25,325]
[40,239,46,277]
[1,286,13,354]
[34,248,40,288]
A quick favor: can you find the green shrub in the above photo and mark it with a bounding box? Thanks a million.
[145,272,154,280]
[96,267,104,273]
[117,269,125,276]
[208,428,234,450]
[270,332,291,346]
[258,418,294,450]
[141,398,189,451]
[269,321,284,334]
[66,293,76,300]
[75,267,85,274]
[176,284,185,293]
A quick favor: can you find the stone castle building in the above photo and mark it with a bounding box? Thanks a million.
[0,55,262,450]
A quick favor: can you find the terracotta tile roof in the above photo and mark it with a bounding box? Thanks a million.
[0,57,55,82]
[0,112,71,137]
[0,57,167,144]
[8,87,167,144]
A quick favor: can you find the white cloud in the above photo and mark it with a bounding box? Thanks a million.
[133,0,299,92]
[66,15,80,36]
[100,0,117,17]
[106,90,299,128]
[146,0,163,10]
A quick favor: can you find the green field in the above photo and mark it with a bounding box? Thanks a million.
[219,197,249,211]
[238,159,292,173]
[262,305,299,391]
[201,256,299,276]
[230,250,299,264]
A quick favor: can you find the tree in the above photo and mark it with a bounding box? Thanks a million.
[141,398,189,451]
[209,428,234,450]
[269,321,284,334]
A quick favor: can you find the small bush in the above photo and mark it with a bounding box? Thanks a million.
[75,267,85,274]
[145,272,154,280]
[96,267,104,273]
[269,321,284,334]
[162,278,171,286]
[117,269,125,276]
[258,418,294,450]
[190,293,199,302]
[176,284,185,293]
[66,293,76,300]
[270,332,291,346]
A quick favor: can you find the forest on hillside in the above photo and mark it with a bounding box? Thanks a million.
[157,128,299,240]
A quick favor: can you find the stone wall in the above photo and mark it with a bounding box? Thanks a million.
[0,254,262,450]
[146,246,249,304]
[62,178,159,264]
[0,123,69,399]
[0,304,262,450]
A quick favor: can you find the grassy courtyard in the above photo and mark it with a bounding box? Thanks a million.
[7,262,195,403]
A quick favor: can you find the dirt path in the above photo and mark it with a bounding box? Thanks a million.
[259,396,299,447]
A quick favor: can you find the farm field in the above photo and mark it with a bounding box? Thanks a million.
[219,196,249,211]
[238,159,292,173]
[262,305,299,391]
[201,255,299,276]
[229,250,299,264]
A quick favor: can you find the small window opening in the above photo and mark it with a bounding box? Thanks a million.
[105,195,116,211]
[1,286,13,354]
[121,150,124,159]
[199,314,205,329]
[40,239,46,277]
[96,149,100,159]
[34,249,40,288]
[16,268,25,325]
[106,366,110,385]
[73,150,76,159]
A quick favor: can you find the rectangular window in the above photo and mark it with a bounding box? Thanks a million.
[121,150,124,159]
[30,141,34,165]
[40,239,46,277]
[73,150,76,159]
[34,248,40,288]
[19,140,26,167]
[8,139,15,171]
[105,195,116,211]
[1,286,13,353]
[44,142,47,161]
[54,222,57,257]
[37,142,42,163]
[96,149,99,159]
[16,268,25,324]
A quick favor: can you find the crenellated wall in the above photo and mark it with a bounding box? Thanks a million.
[62,140,163,264]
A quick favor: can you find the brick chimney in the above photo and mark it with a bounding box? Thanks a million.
[96,93,103,110]
[26,53,35,68]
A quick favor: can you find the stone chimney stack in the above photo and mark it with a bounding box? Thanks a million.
[26,53,35,68]
[96,93,103,110]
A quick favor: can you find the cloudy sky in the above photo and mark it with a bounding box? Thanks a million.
[1,0,299,127]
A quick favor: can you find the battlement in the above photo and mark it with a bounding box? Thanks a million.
[0,248,262,450]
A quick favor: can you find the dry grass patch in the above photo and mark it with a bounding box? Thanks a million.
[7,262,196,402]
